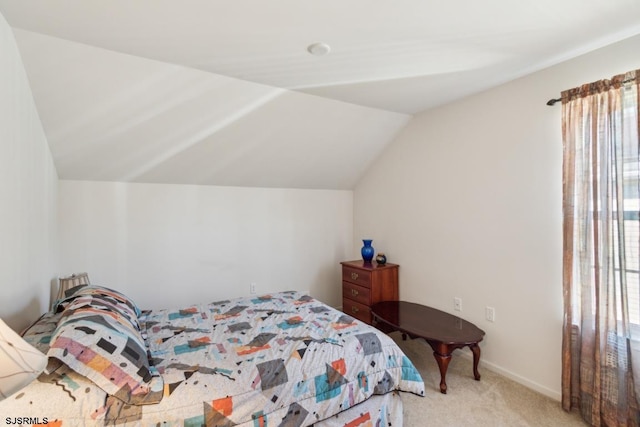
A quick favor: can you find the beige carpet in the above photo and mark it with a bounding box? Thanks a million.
[391,333,588,426]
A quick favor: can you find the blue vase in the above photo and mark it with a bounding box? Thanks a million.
[361,239,374,263]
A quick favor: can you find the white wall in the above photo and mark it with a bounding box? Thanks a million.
[58,180,352,310]
[354,33,640,399]
[0,12,58,330]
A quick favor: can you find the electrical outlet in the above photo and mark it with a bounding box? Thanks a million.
[454,297,462,312]
[485,306,495,322]
[250,282,257,294]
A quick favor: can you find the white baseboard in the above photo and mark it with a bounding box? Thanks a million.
[457,351,561,401]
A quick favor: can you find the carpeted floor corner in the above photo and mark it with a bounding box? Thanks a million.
[392,333,588,426]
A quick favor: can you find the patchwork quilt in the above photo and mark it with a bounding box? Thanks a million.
[1,291,424,426]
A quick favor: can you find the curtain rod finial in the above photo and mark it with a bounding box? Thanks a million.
[547,98,560,106]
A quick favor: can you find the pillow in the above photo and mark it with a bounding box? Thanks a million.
[47,292,163,405]
[53,285,142,319]
[21,311,62,352]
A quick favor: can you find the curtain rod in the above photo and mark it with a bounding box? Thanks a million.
[546,77,637,106]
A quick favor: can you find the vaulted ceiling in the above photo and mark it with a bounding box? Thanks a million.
[1,1,640,189]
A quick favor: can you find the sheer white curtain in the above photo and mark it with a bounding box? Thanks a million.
[562,70,640,426]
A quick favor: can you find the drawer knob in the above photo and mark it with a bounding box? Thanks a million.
[351,289,359,297]
[352,306,359,313]
[351,272,359,280]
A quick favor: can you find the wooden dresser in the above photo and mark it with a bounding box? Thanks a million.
[341,260,399,324]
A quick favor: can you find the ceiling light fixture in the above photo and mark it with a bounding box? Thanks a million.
[307,42,331,56]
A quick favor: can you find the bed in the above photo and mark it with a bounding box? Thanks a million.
[1,286,424,426]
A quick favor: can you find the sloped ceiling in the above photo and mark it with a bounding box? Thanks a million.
[1,1,640,189]
[11,29,409,189]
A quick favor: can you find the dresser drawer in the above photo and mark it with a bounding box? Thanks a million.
[342,298,371,324]
[342,266,372,288]
[342,282,370,305]
[340,260,399,326]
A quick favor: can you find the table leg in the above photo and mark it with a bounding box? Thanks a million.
[470,343,481,381]
[432,351,452,394]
